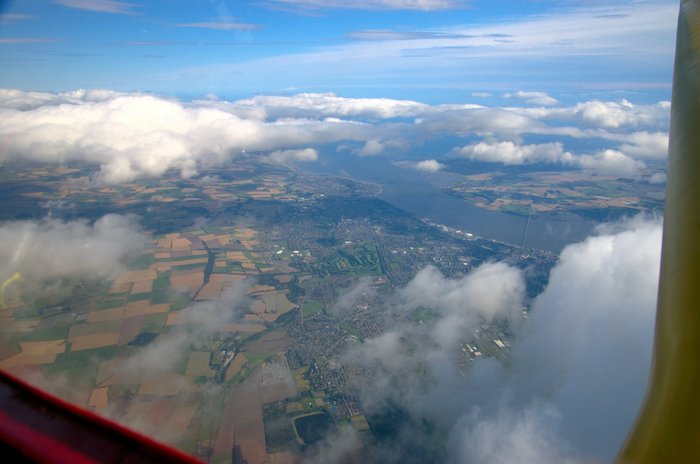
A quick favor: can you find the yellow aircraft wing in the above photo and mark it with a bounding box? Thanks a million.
[617,0,700,461]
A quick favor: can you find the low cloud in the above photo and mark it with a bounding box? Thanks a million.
[118,282,252,382]
[263,147,318,164]
[357,139,386,156]
[454,140,647,176]
[454,141,573,165]
[578,149,646,177]
[414,159,445,172]
[618,131,669,159]
[515,100,671,130]
[340,217,661,463]
[345,262,525,417]
[0,214,145,284]
[503,91,559,106]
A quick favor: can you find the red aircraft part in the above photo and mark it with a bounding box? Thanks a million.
[0,369,203,463]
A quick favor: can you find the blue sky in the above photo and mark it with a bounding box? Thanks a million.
[0,0,679,103]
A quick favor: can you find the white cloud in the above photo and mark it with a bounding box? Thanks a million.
[454,141,573,165]
[265,0,467,11]
[0,91,373,183]
[494,217,662,458]
[263,147,318,164]
[0,89,669,181]
[0,88,125,110]
[177,21,260,31]
[618,131,669,159]
[53,0,140,15]
[357,139,385,156]
[471,92,493,98]
[402,263,525,349]
[0,13,36,24]
[344,217,661,462]
[414,159,445,172]
[0,215,145,284]
[231,92,429,120]
[453,403,578,464]
[516,100,671,130]
[0,38,58,44]
[454,140,648,176]
[504,91,559,106]
[648,172,666,184]
[578,149,646,177]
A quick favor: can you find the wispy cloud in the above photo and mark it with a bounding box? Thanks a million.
[348,29,465,41]
[177,1,676,94]
[265,0,469,11]
[0,13,37,24]
[0,38,58,44]
[177,21,262,31]
[503,90,559,106]
[53,0,140,15]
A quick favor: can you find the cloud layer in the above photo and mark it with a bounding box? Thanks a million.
[0,88,669,182]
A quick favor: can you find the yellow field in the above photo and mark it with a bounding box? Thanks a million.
[275,275,292,284]
[197,274,248,301]
[88,307,125,323]
[250,292,297,322]
[151,262,172,272]
[218,323,266,334]
[168,405,198,439]
[19,340,66,355]
[169,257,208,267]
[170,271,204,294]
[242,262,258,272]
[131,279,153,294]
[96,359,131,386]
[225,353,248,382]
[226,251,248,261]
[185,351,216,377]
[0,352,58,369]
[241,240,258,250]
[88,387,109,408]
[138,372,189,396]
[171,238,191,252]
[156,238,173,249]
[108,281,132,294]
[70,320,122,338]
[70,333,119,351]
[248,285,276,295]
[165,312,180,326]
[114,269,157,284]
[124,301,170,318]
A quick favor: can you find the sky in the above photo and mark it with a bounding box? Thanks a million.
[0,0,680,103]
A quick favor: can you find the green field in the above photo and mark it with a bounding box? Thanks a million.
[302,300,324,317]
